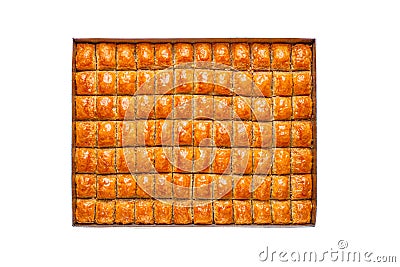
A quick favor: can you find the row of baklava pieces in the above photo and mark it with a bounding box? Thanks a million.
[75,69,312,97]
[75,173,312,201]
[75,43,312,72]
[75,95,313,121]
[74,147,313,175]
[75,120,313,148]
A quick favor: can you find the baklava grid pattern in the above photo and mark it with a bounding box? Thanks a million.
[73,40,316,226]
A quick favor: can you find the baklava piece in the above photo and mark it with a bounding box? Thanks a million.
[97,149,115,174]
[75,71,96,95]
[213,121,232,147]
[174,120,193,146]
[232,121,252,147]
[193,95,214,119]
[136,174,154,198]
[75,148,96,173]
[214,200,233,224]
[251,43,270,70]
[233,200,252,224]
[252,122,273,148]
[292,44,312,70]
[173,174,192,199]
[116,147,135,173]
[213,175,232,199]
[135,199,154,224]
[253,200,272,224]
[136,120,155,146]
[155,95,173,119]
[212,148,231,174]
[174,43,193,65]
[115,200,135,224]
[117,44,136,70]
[292,121,312,147]
[293,71,312,95]
[97,175,116,199]
[95,200,115,224]
[117,96,135,120]
[96,96,117,119]
[174,69,194,94]
[75,43,95,70]
[194,174,213,199]
[233,72,252,96]
[154,173,173,198]
[233,176,252,199]
[154,200,173,224]
[75,174,96,198]
[213,43,231,67]
[173,147,193,173]
[273,97,292,120]
[135,147,155,173]
[232,148,252,175]
[173,201,192,224]
[96,43,116,70]
[117,174,136,198]
[274,121,291,147]
[233,96,252,120]
[253,72,272,97]
[214,97,232,120]
[155,120,173,146]
[271,176,290,200]
[97,71,116,95]
[75,199,95,223]
[193,147,213,173]
[193,201,213,224]
[97,121,116,147]
[253,176,271,200]
[75,121,96,147]
[136,43,154,69]
[75,96,96,120]
[214,70,233,96]
[291,148,313,174]
[136,95,154,119]
[174,95,193,119]
[232,43,250,70]
[193,121,212,146]
[291,174,312,199]
[194,43,212,63]
[271,200,291,224]
[194,69,214,94]
[292,200,312,224]
[273,72,292,96]
[272,148,291,175]
[117,121,136,147]
[293,96,313,119]
[253,149,273,174]
[117,71,136,95]
[253,97,272,122]
[155,69,173,94]
[136,70,155,95]
[271,44,291,70]
[154,147,173,173]
[155,43,173,67]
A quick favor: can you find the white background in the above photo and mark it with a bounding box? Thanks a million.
[0,0,399,266]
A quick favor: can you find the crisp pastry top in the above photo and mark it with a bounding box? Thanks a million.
[117,44,136,70]
[292,44,312,70]
[194,43,212,62]
[155,43,173,67]
[251,43,270,70]
[174,43,193,64]
[96,43,116,70]
[136,43,154,69]
[213,43,231,66]
[76,44,95,70]
[271,44,291,70]
[232,43,250,70]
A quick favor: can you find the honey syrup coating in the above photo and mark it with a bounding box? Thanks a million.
[136,174,154,197]
[136,120,155,146]
[75,174,96,198]
[95,200,115,224]
[75,96,96,120]
[273,72,293,96]
[117,96,135,120]
[292,121,312,147]
[96,96,116,119]
[193,95,213,119]
[136,43,154,69]
[194,174,213,199]
[135,147,155,173]
[253,72,272,97]
[174,95,193,119]
[252,122,272,148]
[253,176,271,200]
[273,97,292,120]
[117,44,136,70]
[233,72,252,96]
[271,44,291,71]
[173,174,192,199]
[136,95,154,119]
[213,43,231,66]
[97,175,116,199]
[253,200,272,224]
[173,200,192,224]
[214,96,232,120]
[174,43,193,64]
[274,121,291,147]
[155,120,173,146]
[136,70,155,95]
[193,121,212,146]
[96,43,116,70]
[75,199,96,223]
[293,71,312,95]
[117,71,136,95]
[291,148,313,174]
[271,200,291,224]
[75,71,96,95]
[117,174,136,198]
[173,147,193,173]
[233,96,252,121]
[292,200,312,224]
[253,149,272,174]
[271,176,290,199]
[116,147,135,173]
[194,43,212,62]
[115,200,135,224]
[154,173,172,198]
[251,43,270,70]
[155,69,173,94]
[233,175,252,199]
[97,121,116,147]
[193,201,213,224]
[253,98,272,122]
[174,69,193,93]
[75,148,96,173]
[193,147,213,173]
[214,200,233,224]
[213,175,232,199]
[155,95,173,119]
[97,149,115,174]
[293,96,313,119]
[232,148,252,175]
[292,44,312,70]
[233,121,252,147]
[214,70,233,96]
[233,200,252,224]
[212,148,231,174]
[135,199,154,224]
[232,43,250,70]
[155,43,173,67]
[272,148,291,175]
[291,174,312,199]
[194,69,214,94]
[98,71,116,94]
[75,43,95,70]
[174,120,192,146]
[154,147,173,173]
[154,200,173,224]
[75,121,96,147]
[117,121,136,147]
[214,121,232,147]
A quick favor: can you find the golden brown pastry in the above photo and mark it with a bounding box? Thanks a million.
[253,176,271,200]
[214,70,233,96]
[214,200,233,224]
[97,175,116,199]
[95,200,115,224]
[272,148,290,175]
[232,148,252,174]
[117,96,134,120]
[135,148,155,173]
[136,70,155,95]
[193,147,213,173]
[136,120,155,146]
[232,43,250,70]
[253,149,272,174]
[117,44,136,70]
[252,43,270,70]
[273,97,292,120]
[233,96,252,120]
[173,200,192,224]
[271,200,291,224]
[194,174,213,199]
[155,69,173,94]
[155,43,173,67]
[75,96,96,120]
[233,176,252,199]
[117,121,136,147]
[253,97,272,122]
[271,44,291,70]
[97,121,116,147]
[75,71,96,95]
[174,147,193,173]
[214,97,232,120]
[75,199,96,223]
[96,43,116,70]
[135,199,154,224]
[233,200,252,224]
[154,173,172,198]
[194,69,214,94]
[193,201,213,224]
[155,95,173,119]
[174,120,193,146]
[136,174,154,197]
[173,174,192,199]
[293,71,312,95]
[96,96,116,119]
[291,174,312,199]
[97,149,115,174]
[252,122,272,148]
[212,148,231,174]
[154,147,173,173]
[117,174,136,198]
[291,148,313,174]
[174,69,193,93]
[174,95,193,119]
[75,174,96,198]
[75,43,95,70]
[233,121,252,147]
[154,200,173,224]
[193,121,212,146]
[293,96,313,119]
[136,95,154,119]
[116,147,134,173]
[292,121,312,147]
[273,72,292,96]
[194,43,212,62]
[136,43,154,69]
[75,148,96,173]
[174,43,193,65]
[117,71,136,95]
[271,176,289,199]
[75,121,96,147]
[213,43,231,66]
[233,72,252,96]
[97,71,116,95]
[213,121,232,147]
[274,121,291,147]
[253,72,272,97]
[253,200,272,224]
[292,200,312,224]
[213,175,232,199]
[115,200,135,224]
[292,44,312,70]
[155,120,173,146]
